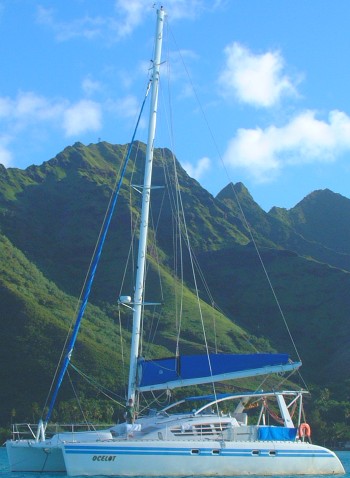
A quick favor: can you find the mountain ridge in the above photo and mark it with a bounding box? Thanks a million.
[1,141,350,436]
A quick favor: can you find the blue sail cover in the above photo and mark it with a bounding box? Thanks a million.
[137,353,300,392]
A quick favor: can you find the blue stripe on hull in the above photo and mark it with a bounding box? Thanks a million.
[64,445,333,459]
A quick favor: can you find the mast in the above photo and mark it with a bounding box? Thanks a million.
[127,7,165,401]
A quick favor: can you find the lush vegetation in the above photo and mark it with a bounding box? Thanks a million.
[306,385,350,447]
[1,141,350,447]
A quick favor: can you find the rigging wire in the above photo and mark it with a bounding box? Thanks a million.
[158,20,257,359]
[67,368,90,426]
[69,363,125,407]
[117,141,142,400]
[158,19,223,403]
[167,21,304,368]
[41,146,129,420]
[43,78,152,425]
[117,306,127,400]
[141,17,224,421]
[173,157,222,416]
[117,150,139,303]
[140,187,167,357]
[159,21,186,354]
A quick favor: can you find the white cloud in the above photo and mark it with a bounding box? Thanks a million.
[162,1,205,20]
[14,91,64,121]
[36,1,220,43]
[113,0,210,38]
[219,42,297,108]
[63,100,102,136]
[223,110,350,182]
[183,156,211,179]
[0,92,104,165]
[0,92,64,124]
[115,0,217,27]
[111,95,141,119]
[0,97,12,118]
[114,0,148,38]
[0,142,12,167]
[36,6,106,42]
[82,77,102,96]
[0,92,67,147]
[36,5,55,26]
[36,2,149,42]
[107,94,148,130]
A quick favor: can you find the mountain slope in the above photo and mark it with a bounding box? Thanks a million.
[1,141,350,427]
[193,244,350,384]
[217,182,350,272]
[271,189,350,257]
[0,233,127,424]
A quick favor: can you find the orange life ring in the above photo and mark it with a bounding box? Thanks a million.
[298,422,311,438]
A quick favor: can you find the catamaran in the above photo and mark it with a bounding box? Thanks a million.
[6,7,344,476]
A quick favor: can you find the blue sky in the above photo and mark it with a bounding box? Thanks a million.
[1,1,350,211]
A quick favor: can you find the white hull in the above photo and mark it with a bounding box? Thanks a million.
[6,440,65,473]
[6,429,113,473]
[62,439,344,476]
[6,394,346,476]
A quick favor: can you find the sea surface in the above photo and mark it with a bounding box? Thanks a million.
[0,447,349,478]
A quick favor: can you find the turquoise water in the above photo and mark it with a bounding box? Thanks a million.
[0,447,349,478]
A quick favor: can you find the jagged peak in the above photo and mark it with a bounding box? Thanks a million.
[216,182,251,200]
[292,188,350,212]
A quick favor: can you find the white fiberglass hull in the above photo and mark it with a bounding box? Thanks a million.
[6,429,113,473]
[62,439,344,476]
[6,440,65,473]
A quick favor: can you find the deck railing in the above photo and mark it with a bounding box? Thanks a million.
[10,422,113,440]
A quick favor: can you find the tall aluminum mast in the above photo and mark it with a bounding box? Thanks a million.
[127,7,165,401]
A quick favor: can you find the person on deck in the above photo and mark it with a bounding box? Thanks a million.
[124,398,135,424]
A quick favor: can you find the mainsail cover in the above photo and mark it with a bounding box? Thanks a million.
[137,353,301,392]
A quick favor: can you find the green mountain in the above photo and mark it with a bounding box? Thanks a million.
[271,189,350,259]
[218,183,350,271]
[1,141,350,438]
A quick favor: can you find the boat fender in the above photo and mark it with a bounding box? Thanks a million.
[298,422,311,438]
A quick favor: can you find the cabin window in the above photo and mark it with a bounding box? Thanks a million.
[269,450,276,456]
[252,450,260,456]
[191,449,200,455]
[212,449,220,455]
